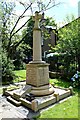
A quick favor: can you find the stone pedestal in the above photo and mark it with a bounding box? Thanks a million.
[26,63,55,96]
[26,63,49,87]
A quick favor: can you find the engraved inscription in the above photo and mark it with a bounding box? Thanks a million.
[26,64,49,87]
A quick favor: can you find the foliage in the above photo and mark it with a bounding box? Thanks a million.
[58,16,80,70]
[1,2,16,83]
[0,88,3,94]
[2,50,15,84]
[1,0,60,60]
[43,16,56,27]
[51,15,80,75]
[1,0,60,81]
[22,16,56,61]
[71,71,80,88]
[1,1,15,51]
[41,16,57,40]
[46,53,71,75]
[1,1,26,70]
[13,45,26,70]
[21,17,34,59]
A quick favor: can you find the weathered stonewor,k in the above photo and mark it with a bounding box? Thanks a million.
[4,11,73,112]
[26,11,54,96]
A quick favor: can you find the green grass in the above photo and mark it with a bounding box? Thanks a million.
[0,70,26,94]
[14,70,70,87]
[50,78,70,88]
[38,93,78,118]
[37,79,79,119]
[13,70,26,82]
[1,70,79,119]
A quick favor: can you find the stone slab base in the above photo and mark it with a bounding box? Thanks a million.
[4,87,73,112]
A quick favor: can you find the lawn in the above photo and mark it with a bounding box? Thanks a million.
[38,93,78,119]
[13,69,26,82]
[38,79,79,119]
[13,70,79,119]
[1,70,79,119]
[13,70,70,87]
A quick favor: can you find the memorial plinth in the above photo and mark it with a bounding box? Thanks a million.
[26,63,49,87]
[26,63,54,96]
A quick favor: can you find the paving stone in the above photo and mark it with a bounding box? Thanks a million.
[0,95,40,120]
[0,86,72,119]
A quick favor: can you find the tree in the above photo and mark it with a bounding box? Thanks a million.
[21,17,34,59]
[0,2,16,83]
[21,15,56,61]
[1,0,61,60]
[2,49,15,84]
[53,15,80,73]
[1,0,61,81]
[1,1,32,59]
[1,0,60,59]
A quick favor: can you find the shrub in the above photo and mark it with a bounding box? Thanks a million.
[46,53,77,80]
[71,71,80,87]
[2,50,15,84]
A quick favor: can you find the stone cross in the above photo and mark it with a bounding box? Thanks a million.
[33,11,42,29]
[32,11,43,63]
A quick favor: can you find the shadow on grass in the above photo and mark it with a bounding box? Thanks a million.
[50,79,70,88]
[50,78,80,94]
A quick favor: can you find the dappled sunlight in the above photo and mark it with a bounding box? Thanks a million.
[50,78,70,88]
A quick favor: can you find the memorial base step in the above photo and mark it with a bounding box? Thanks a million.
[7,96,21,107]
[4,86,73,112]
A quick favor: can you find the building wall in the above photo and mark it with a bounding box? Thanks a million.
[42,28,57,58]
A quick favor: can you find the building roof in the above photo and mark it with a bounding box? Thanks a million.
[60,17,80,29]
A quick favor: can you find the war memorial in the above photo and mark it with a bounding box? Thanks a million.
[4,11,73,112]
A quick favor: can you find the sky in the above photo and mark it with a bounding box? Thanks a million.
[45,0,79,27]
[5,0,80,29]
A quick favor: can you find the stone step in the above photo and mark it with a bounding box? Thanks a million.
[7,96,21,107]
[13,85,32,98]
